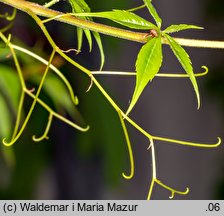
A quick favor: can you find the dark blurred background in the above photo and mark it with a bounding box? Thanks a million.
[0,0,223,199]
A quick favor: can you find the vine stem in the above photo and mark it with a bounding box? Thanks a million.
[1,0,224,48]
[27,9,221,149]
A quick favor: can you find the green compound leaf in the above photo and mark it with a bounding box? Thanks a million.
[164,34,200,108]
[126,37,162,115]
[74,10,157,30]
[143,0,162,28]
[163,24,203,34]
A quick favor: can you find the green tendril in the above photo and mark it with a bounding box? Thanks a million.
[155,179,190,199]
[0,22,14,33]
[44,0,60,8]
[152,136,221,148]
[3,49,56,146]
[0,8,16,21]
[32,113,53,142]
[118,110,134,180]
[6,8,17,21]
[91,66,208,78]
[0,32,26,145]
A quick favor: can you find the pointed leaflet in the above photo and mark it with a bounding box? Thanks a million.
[68,0,104,69]
[68,0,92,51]
[83,28,92,52]
[74,10,157,30]
[77,27,83,53]
[126,37,162,115]
[92,31,105,70]
[143,0,162,28]
[163,24,203,34]
[164,34,200,108]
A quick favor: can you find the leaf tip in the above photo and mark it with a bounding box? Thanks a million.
[196,92,201,110]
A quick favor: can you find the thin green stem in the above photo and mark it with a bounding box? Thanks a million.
[147,179,155,200]
[0,32,26,140]
[152,136,221,148]
[3,49,56,146]
[118,110,134,180]
[91,66,208,78]
[0,21,14,33]
[12,92,24,139]
[127,4,146,12]
[147,138,157,200]
[43,0,59,8]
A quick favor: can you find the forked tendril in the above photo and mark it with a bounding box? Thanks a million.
[147,138,189,200]
[32,113,53,142]
[155,179,190,199]
[3,49,56,146]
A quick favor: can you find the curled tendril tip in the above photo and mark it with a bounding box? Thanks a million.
[32,135,49,142]
[2,137,15,147]
[122,172,133,180]
[86,75,93,92]
[169,187,190,199]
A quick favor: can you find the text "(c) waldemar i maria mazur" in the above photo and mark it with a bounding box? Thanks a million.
[19,202,139,212]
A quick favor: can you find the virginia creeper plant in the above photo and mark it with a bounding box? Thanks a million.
[0,0,223,199]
